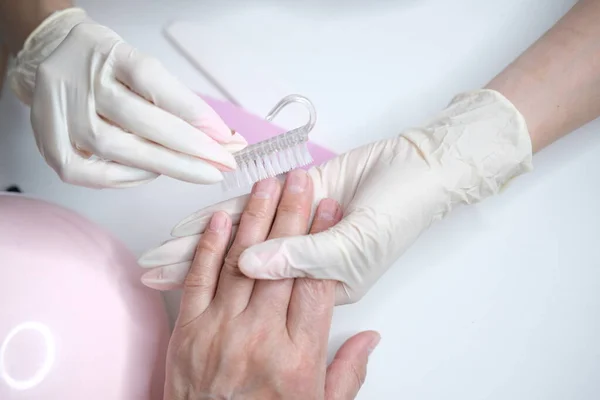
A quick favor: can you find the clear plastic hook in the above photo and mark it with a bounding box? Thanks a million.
[264,94,317,134]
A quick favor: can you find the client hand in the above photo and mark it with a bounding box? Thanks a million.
[163,170,380,400]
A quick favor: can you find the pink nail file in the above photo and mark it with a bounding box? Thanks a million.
[200,94,337,169]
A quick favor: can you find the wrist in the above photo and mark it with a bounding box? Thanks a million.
[29,0,74,46]
[485,68,546,153]
[405,89,533,205]
[0,0,74,54]
[7,7,90,105]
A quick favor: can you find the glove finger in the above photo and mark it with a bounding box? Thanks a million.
[54,155,157,188]
[170,176,287,237]
[138,234,201,268]
[139,225,239,269]
[238,211,367,302]
[171,194,250,237]
[89,118,224,184]
[111,42,244,146]
[222,139,247,153]
[30,81,157,188]
[96,82,236,171]
[140,226,239,290]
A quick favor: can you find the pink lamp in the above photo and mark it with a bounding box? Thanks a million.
[0,194,169,400]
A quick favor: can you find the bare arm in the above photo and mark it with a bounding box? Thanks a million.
[487,0,600,152]
[0,0,73,54]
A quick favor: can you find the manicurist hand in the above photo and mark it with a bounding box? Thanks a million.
[2,2,245,188]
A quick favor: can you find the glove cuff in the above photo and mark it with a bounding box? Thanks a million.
[8,7,91,106]
[404,89,534,204]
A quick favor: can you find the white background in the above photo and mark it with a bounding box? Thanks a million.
[1,0,599,398]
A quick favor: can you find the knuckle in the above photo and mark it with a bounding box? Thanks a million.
[224,244,243,263]
[183,268,213,291]
[276,201,307,216]
[298,280,335,311]
[280,358,318,391]
[246,328,271,354]
[195,236,222,255]
[242,206,271,220]
[222,254,246,279]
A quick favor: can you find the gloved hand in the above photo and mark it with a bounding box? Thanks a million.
[8,8,246,188]
[139,89,533,304]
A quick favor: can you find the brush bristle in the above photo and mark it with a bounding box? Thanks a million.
[223,137,313,191]
[223,94,317,191]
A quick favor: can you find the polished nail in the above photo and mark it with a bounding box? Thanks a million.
[286,169,308,193]
[253,177,278,199]
[208,211,228,233]
[317,198,339,221]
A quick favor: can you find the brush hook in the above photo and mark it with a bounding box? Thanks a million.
[264,94,317,134]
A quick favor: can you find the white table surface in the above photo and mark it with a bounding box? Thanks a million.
[1,1,600,399]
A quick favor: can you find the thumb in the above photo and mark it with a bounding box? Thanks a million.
[325,331,380,400]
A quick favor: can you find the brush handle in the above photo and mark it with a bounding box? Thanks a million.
[264,94,317,134]
[199,94,337,168]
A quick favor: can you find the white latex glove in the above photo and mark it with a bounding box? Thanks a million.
[8,8,246,188]
[138,89,533,304]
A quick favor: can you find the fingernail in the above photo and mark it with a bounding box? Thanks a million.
[253,177,278,199]
[140,263,190,290]
[368,334,381,356]
[286,169,308,193]
[317,198,339,221]
[208,211,228,233]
